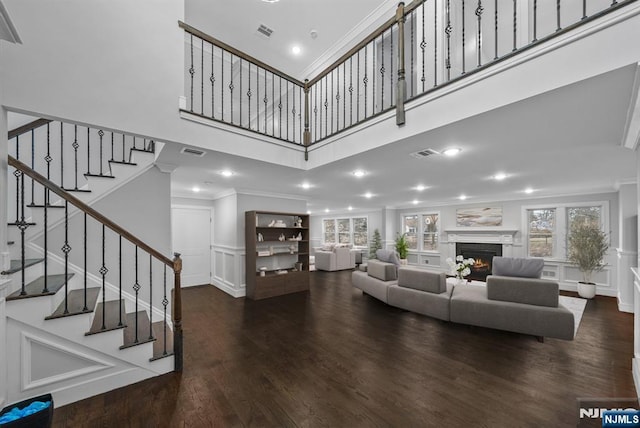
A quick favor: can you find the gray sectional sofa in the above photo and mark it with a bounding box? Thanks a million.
[352,256,575,341]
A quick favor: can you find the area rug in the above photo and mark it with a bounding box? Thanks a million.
[559,295,587,337]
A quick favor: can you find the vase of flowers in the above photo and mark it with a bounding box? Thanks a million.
[446,255,475,285]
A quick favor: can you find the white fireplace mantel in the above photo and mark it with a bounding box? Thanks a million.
[444,228,519,245]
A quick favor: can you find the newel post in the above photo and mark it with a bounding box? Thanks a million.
[172,253,183,372]
[396,2,407,126]
[303,79,311,161]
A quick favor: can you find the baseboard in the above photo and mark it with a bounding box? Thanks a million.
[210,279,246,298]
[618,293,635,313]
[633,358,640,400]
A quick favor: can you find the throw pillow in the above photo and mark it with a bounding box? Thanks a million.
[376,249,401,267]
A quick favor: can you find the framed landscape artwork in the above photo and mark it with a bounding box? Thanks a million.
[456,207,503,227]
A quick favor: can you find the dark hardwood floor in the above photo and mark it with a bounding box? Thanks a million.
[52,271,636,427]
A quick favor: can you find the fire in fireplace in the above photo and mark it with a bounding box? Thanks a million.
[455,243,503,281]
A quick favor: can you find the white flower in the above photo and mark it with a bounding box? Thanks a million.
[467,258,475,265]
[456,255,464,262]
[462,267,471,276]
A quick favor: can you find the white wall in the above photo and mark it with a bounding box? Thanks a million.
[618,183,638,312]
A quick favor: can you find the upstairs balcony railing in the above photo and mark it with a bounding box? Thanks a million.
[181,0,637,151]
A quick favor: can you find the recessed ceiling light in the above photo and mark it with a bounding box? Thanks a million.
[261,0,279,3]
[348,206,353,211]
[364,192,373,199]
[443,148,462,157]
[301,182,311,189]
[192,186,200,193]
[325,208,330,213]
[306,210,311,214]
[412,200,419,205]
[493,173,507,181]
[415,185,426,191]
[352,170,366,178]
[292,45,301,55]
[524,187,534,194]
[459,194,467,200]
[220,170,234,177]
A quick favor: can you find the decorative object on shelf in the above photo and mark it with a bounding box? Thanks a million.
[269,246,274,255]
[268,220,275,227]
[278,233,285,242]
[274,220,287,228]
[275,269,288,275]
[567,221,609,299]
[446,255,475,285]
[395,233,409,264]
[297,232,302,241]
[295,262,303,271]
[257,232,264,242]
[294,216,303,228]
[257,250,270,257]
[289,244,296,254]
[259,266,267,277]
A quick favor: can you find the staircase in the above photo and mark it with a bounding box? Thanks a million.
[2,117,183,407]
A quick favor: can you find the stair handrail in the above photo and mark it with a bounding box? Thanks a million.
[8,118,52,139]
[8,154,184,371]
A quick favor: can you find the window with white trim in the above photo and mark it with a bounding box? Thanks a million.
[402,215,419,250]
[402,212,440,252]
[322,216,368,247]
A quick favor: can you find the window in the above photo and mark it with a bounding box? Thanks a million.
[525,202,608,259]
[353,217,368,247]
[322,216,368,247]
[422,214,439,251]
[323,219,336,244]
[527,208,556,257]
[402,215,418,250]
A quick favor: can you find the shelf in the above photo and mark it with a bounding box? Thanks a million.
[256,268,306,277]
[256,226,308,230]
[256,240,307,244]
[257,252,300,257]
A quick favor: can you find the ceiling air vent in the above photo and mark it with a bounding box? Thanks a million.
[410,148,440,159]
[256,24,274,39]
[180,147,206,157]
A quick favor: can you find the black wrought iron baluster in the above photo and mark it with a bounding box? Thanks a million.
[324,76,328,136]
[476,0,484,68]
[533,0,538,42]
[612,1,618,6]
[83,213,88,310]
[513,0,517,51]
[86,127,90,177]
[292,85,296,142]
[434,0,438,86]
[133,136,137,151]
[390,23,394,103]
[98,130,104,175]
[331,70,334,134]
[240,58,243,126]
[256,66,259,133]
[30,130,35,206]
[279,77,283,139]
[298,86,302,143]
[343,62,346,128]
[14,137,20,223]
[286,80,290,140]
[60,123,64,188]
[201,38,204,115]
[247,63,252,130]
[313,85,318,141]
[556,0,561,32]
[73,125,79,190]
[62,201,71,312]
[134,245,140,343]
[582,0,587,20]
[118,235,123,327]
[17,170,27,295]
[46,124,51,181]
[229,53,235,125]
[149,254,153,340]
[163,265,168,355]
[363,47,368,118]
[211,42,216,119]
[272,72,275,136]
[381,32,385,111]
[411,10,415,95]
[42,189,48,293]
[110,132,114,161]
[494,0,498,59]
[372,43,376,113]
[189,33,194,112]
[446,0,452,81]
[221,50,225,122]
[263,70,268,133]
[122,134,125,163]
[422,2,427,86]
[357,51,360,121]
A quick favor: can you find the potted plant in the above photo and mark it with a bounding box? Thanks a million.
[395,233,409,265]
[567,221,609,299]
[369,228,382,259]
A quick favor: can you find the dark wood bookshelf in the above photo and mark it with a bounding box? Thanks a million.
[245,210,310,300]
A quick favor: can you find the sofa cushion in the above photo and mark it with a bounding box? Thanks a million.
[492,257,544,278]
[397,267,446,294]
[486,275,559,307]
[376,249,401,267]
[368,259,397,281]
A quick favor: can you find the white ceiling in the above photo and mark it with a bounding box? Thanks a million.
[165,64,638,212]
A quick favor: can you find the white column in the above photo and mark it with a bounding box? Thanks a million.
[0,105,8,274]
[618,183,638,313]
[382,208,396,250]
[0,278,8,407]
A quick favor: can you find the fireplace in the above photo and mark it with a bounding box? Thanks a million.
[455,243,503,281]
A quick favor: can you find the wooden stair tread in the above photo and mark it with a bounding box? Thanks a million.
[61,187,91,193]
[7,221,36,227]
[150,321,174,361]
[84,173,115,179]
[120,311,155,349]
[46,287,101,319]
[7,273,73,300]
[27,203,65,209]
[86,300,127,335]
[108,160,137,166]
[1,258,44,275]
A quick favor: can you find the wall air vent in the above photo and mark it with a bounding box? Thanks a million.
[410,148,440,159]
[256,24,274,39]
[180,147,206,157]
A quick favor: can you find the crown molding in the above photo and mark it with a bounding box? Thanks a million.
[622,62,640,150]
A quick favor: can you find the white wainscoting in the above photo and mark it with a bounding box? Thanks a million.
[617,249,638,313]
[632,268,640,399]
[0,278,10,407]
[211,244,246,298]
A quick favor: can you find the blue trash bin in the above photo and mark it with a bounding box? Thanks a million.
[0,394,53,427]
